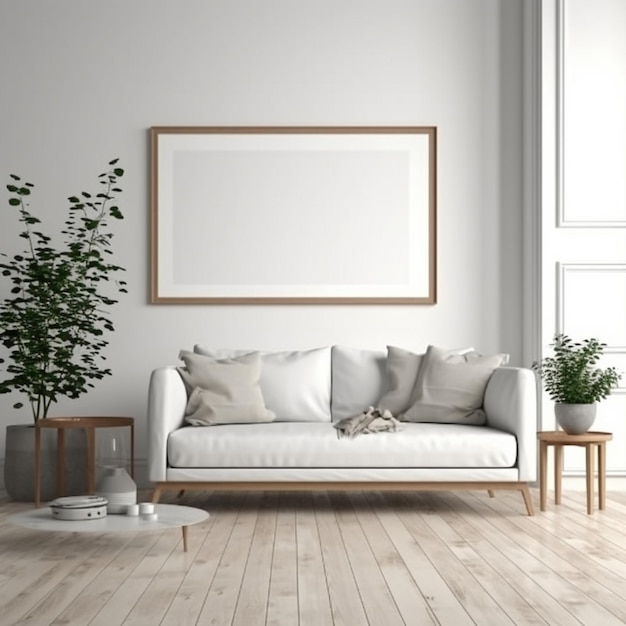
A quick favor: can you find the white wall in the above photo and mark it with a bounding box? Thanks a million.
[0,0,524,480]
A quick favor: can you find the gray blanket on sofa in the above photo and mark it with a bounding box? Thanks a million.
[333,406,401,439]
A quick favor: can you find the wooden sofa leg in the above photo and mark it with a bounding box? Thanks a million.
[520,484,535,516]
[487,490,495,498]
[177,489,185,499]
[151,485,162,504]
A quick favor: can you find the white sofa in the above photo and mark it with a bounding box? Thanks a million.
[147,345,537,514]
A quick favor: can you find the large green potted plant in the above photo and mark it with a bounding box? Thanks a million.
[532,334,621,434]
[0,159,127,500]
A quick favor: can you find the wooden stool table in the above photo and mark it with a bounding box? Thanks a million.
[35,416,135,508]
[538,430,612,514]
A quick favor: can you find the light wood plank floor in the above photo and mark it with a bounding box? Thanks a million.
[1,487,626,625]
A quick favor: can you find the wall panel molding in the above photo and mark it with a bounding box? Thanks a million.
[557,262,626,349]
[557,262,626,393]
[556,0,626,228]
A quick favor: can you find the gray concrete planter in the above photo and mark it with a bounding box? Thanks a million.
[4,424,88,502]
[554,403,597,435]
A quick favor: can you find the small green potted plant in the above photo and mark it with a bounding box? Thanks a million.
[532,334,621,434]
[0,159,127,500]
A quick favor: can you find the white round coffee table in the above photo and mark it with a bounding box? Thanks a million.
[9,503,209,552]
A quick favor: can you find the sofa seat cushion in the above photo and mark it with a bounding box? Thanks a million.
[167,423,517,469]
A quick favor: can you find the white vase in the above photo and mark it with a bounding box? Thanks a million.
[96,467,136,514]
[554,403,597,435]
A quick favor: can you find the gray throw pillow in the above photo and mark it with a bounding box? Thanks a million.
[331,346,387,421]
[401,345,509,425]
[177,350,275,426]
[377,346,425,416]
[377,345,475,416]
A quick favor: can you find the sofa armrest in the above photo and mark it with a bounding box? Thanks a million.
[484,367,537,482]
[147,367,187,482]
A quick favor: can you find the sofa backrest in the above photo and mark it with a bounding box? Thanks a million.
[184,344,510,427]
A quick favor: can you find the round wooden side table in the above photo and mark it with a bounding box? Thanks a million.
[537,430,612,515]
[34,416,135,508]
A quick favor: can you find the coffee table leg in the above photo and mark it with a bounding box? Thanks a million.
[182,525,188,552]
[540,441,548,511]
[57,429,65,497]
[86,428,96,494]
[586,443,594,515]
[598,442,607,510]
[554,444,563,505]
[130,424,135,480]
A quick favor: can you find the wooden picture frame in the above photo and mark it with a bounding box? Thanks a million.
[150,126,437,304]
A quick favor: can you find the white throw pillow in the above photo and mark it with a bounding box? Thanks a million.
[401,345,509,425]
[330,346,387,421]
[177,350,275,426]
[193,345,332,422]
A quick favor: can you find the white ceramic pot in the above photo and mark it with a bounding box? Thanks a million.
[554,403,597,435]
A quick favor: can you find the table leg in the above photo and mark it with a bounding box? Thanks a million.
[554,444,563,505]
[540,441,548,512]
[86,428,96,494]
[598,442,607,510]
[35,427,41,508]
[57,429,66,497]
[130,424,135,480]
[182,525,188,552]
[585,443,594,515]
